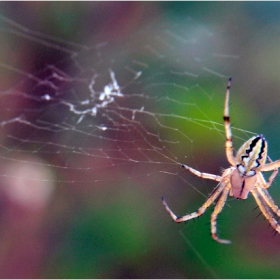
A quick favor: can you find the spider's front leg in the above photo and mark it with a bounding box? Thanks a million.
[182,164,222,182]
[223,77,236,166]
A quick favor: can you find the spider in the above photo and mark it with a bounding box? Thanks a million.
[162,77,280,244]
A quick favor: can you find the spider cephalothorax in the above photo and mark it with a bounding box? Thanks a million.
[162,78,280,244]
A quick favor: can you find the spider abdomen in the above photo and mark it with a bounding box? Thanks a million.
[235,135,267,177]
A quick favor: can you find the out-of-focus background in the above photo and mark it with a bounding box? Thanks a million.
[0,2,280,278]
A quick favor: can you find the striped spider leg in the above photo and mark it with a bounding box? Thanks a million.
[162,77,280,244]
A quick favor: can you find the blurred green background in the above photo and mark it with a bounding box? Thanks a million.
[0,2,280,279]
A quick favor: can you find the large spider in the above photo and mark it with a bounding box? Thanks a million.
[162,77,280,244]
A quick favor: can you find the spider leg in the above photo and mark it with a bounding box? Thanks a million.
[259,159,280,172]
[182,164,222,182]
[252,172,280,218]
[162,181,225,222]
[263,156,279,189]
[251,189,280,234]
[262,169,278,189]
[223,77,236,166]
[256,186,280,218]
[210,183,231,244]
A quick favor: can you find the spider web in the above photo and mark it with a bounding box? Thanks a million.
[1,4,280,278]
[0,15,244,186]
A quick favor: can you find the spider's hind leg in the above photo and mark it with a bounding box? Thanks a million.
[251,189,280,236]
[210,183,232,244]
